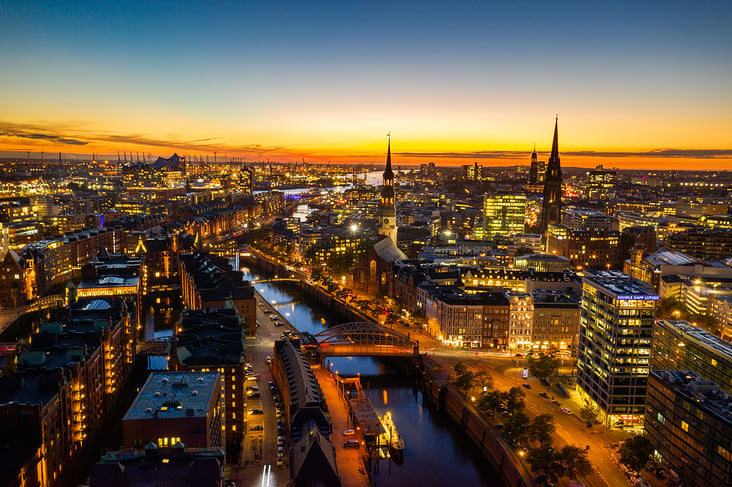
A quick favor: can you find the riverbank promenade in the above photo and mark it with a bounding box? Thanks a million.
[314,366,370,487]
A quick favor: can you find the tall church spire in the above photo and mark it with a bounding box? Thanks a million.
[540,117,563,231]
[550,116,559,162]
[378,133,397,243]
[384,132,393,178]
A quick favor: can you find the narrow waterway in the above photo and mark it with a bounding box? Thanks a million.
[240,264,503,487]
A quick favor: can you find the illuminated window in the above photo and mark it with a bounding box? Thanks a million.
[681,421,689,432]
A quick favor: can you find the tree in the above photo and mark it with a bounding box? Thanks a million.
[529,414,556,448]
[527,354,560,382]
[474,370,494,392]
[454,362,468,377]
[514,246,534,257]
[504,411,531,446]
[579,404,599,423]
[304,246,318,264]
[527,447,564,482]
[560,445,593,478]
[618,435,654,472]
[505,386,526,414]
[478,390,503,418]
[656,296,686,320]
[455,371,476,394]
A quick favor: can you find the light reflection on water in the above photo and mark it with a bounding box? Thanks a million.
[240,266,503,487]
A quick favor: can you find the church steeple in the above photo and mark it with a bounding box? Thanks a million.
[540,117,563,231]
[529,143,539,185]
[378,134,397,243]
[384,135,393,179]
[550,116,559,163]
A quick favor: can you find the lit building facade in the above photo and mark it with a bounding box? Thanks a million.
[652,320,732,394]
[122,371,222,450]
[483,194,527,238]
[508,292,534,351]
[577,270,657,423]
[645,370,732,487]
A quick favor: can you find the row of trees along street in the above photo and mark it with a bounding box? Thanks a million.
[453,362,592,484]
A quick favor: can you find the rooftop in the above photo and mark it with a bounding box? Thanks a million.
[582,270,658,299]
[657,320,732,363]
[78,276,139,289]
[89,446,224,487]
[646,250,698,267]
[123,371,220,421]
[651,370,732,423]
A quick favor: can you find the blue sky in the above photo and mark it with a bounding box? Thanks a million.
[1,0,731,167]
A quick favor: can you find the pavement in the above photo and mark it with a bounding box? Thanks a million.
[323,287,637,487]
[313,367,370,487]
[225,292,294,487]
[248,249,637,487]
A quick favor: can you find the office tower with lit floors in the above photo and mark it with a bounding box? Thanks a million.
[577,270,658,425]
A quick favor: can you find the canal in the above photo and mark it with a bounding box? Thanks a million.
[241,264,503,487]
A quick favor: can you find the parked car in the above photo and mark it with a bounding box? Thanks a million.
[342,429,355,436]
[521,383,531,389]
[248,408,264,415]
[539,392,549,399]
[276,456,284,467]
[344,440,360,449]
[250,425,263,431]
[560,407,572,415]
[246,386,259,392]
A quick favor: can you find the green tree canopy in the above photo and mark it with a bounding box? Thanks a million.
[618,436,654,472]
[454,362,468,377]
[527,354,560,381]
[455,371,476,393]
[505,386,526,414]
[560,445,593,478]
[527,447,564,482]
[478,390,503,418]
[529,414,556,448]
[474,370,494,392]
[504,411,531,446]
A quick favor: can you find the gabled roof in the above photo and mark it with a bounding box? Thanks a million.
[291,430,339,486]
[374,237,406,263]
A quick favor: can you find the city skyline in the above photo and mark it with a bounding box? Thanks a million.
[1,1,732,169]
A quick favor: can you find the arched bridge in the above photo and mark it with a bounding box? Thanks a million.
[314,322,419,358]
[137,337,170,357]
[29,294,64,312]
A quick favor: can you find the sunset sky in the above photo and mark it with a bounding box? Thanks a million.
[1,0,731,169]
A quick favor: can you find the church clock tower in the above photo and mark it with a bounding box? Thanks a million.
[378,135,397,243]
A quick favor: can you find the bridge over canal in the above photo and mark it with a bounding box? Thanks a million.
[312,321,419,358]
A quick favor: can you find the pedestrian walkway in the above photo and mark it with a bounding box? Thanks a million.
[313,367,370,487]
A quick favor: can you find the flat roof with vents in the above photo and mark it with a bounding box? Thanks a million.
[123,371,220,421]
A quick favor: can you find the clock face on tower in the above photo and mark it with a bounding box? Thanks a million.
[384,218,389,224]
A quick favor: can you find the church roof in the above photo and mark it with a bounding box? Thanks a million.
[374,237,406,263]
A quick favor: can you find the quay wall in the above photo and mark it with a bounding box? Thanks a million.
[244,253,533,487]
[421,356,533,487]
